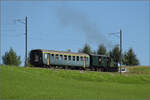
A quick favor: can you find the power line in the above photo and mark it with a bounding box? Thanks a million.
[3,34,24,37]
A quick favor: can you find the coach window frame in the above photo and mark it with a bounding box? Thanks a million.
[68,55,71,61]
[34,53,39,62]
[77,56,79,61]
[44,53,47,59]
[51,54,54,59]
[56,54,59,60]
[51,54,54,57]
[64,55,67,60]
[73,56,75,61]
[86,57,88,61]
[60,54,63,60]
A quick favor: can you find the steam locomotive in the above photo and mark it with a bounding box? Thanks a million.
[30,49,118,72]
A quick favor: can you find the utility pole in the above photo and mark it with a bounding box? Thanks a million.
[25,16,28,67]
[15,16,28,67]
[109,29,123,74]
[120,29,122,74]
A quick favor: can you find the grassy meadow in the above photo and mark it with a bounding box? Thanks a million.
[0,65,150,100]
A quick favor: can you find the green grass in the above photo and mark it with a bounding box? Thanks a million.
[0,65,150,100]
[126,66,150,74]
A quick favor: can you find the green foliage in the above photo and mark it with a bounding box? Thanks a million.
[0,66,150,100]
[2,48,21,66]
[107,50,113,57]
[80,44,91,54]
[111,45,120,64]
[97,44,107,55]
[123,48,139,66]
[109,59,116,67]
[123,51,128,65]
[78,44,140,67]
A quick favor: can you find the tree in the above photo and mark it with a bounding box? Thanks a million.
[2,48,21,66]
[122,52,128,65]
[107,50,113,57]
[123,48,139,66]
[97,44,107,55]
[112,45,120,64]
[80,44,91,54]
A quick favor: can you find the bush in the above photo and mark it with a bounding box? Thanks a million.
[2,48,21,66]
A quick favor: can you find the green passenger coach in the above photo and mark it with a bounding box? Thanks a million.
[30,49,90,69]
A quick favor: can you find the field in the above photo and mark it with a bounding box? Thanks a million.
[0,65,150,100]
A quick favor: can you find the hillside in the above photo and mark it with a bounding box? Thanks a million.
[0,65,150,100]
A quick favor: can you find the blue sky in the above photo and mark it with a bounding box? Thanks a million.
[1,1,149,66]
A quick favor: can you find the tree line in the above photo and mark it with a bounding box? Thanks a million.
[78,44,139,66]
[2,44,139,66]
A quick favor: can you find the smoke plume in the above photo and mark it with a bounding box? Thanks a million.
[55,6,112,48]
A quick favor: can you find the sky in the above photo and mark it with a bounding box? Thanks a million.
[0,0,149,66]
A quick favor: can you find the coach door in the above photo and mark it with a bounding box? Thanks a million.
[47,54,50,65]
[81,56,85,68]
[83,56,86,68]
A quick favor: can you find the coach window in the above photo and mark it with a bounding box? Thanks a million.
[68,56,71,61]
[35,54,39,62]
[60,55,63,60]
[85,57,87,61]
[73,56,75,61]
[56,54,59,60]
[64,55,67,60]
[51,54,54,58]
[77,56,79,61]
[44,54,47,59]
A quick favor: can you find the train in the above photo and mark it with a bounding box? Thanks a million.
[29,49,118,72]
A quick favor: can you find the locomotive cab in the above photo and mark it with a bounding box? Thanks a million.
[90,54,118,72]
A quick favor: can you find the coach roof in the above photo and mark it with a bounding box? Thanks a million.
[31,49,89,57]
